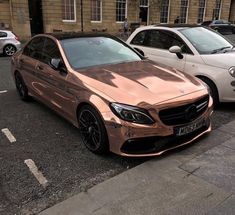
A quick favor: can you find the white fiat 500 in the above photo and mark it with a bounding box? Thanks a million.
[127,25,235,104]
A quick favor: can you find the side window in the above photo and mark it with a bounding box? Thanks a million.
[158,30,193,54]
[23,37,45,60]
[41,38,61,65]
[0,32,7,38]
[131,31,147,46]
[143,30,163,49]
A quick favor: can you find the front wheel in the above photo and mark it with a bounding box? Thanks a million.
[78,105,109,154]
[199,77,219,106]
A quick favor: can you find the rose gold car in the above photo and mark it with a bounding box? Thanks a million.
[11,32,213,157]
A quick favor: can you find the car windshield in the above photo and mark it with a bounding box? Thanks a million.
[61,37,142,69]
[179,27,233,54]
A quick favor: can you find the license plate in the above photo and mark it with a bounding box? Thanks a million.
[174,118,206,136]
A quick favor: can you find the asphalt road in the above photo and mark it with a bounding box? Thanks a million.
[1,56,235,215]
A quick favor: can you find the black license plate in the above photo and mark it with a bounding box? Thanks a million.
[174,118,206,136]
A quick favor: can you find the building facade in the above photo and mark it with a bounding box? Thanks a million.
[0,0,234,40]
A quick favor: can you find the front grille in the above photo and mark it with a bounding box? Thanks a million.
[159,95,209,126]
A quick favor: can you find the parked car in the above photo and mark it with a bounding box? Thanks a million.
[0,30,21,56]
[11,32,212,157]
[210,24,235,44]
[201,20,231,26]
[127,24,235,105]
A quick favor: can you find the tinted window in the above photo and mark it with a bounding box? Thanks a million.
[0,32,7,38]
[41,38,61,65]
[131,30,192,54]
[131,31,147,46]
[61,37,142,69]
[23,37,45,60]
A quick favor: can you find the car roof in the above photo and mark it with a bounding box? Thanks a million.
[155,24,200,28]
[45,32,116,40]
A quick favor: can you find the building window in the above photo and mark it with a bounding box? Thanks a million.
[62,0,76,22]
[139,0,148,6]
[197,0,206,23]
[116,0,127,22]
[213,0,222,19]
[91,0,102,22]
[160,0,170,23]
[180,0,189,23]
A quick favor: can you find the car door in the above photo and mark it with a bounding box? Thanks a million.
[130,29,190,71]
[18,37,45,96]
[34,37,76,121]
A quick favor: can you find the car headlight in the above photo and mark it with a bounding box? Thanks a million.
[229,67,235,78]
[110,103,155,125]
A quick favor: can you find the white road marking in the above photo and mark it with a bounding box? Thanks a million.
[0,90,7,94]
[24,159,48,188]
[1,128,16,143]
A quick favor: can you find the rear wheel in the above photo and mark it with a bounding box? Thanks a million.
[4,44,16,56]
[78,105,109,154]
[199,76,219,106]
[15,72,30,101]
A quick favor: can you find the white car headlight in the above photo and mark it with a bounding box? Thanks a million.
[229,67,235,78]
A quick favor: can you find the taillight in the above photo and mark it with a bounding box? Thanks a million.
[15,36,19,41]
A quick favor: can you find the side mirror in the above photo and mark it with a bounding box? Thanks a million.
[134,47,145,56]
[50,58,67,75]
[169,46,184,59]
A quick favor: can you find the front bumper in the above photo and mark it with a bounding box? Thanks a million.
[103,94,213,157]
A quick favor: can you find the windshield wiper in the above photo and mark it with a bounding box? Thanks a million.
[211,46,232,54]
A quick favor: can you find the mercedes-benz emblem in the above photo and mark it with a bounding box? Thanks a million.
[185,105,197,121]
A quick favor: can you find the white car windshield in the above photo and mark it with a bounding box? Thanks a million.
[61,37,142,69]
[179,27,233,54]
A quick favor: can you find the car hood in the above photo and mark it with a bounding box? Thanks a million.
[201,51,235,69]
[75,61,206,106]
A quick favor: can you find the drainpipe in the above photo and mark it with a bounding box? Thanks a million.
[81,0,84,32]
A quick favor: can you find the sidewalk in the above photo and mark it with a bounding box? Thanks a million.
[39,121,235,215]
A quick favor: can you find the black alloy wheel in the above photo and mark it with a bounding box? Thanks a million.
[15,72,30,101]
[4,44,16,56]
[78,105,109,154]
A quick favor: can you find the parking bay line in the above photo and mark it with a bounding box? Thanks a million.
[1,128,16,143]
[0,90,7,94]
[24,159,48,189]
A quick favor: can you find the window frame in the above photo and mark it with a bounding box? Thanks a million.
[180,0,189,24]
[213,0,222,20]
[160,0,170,24]
[197,0,206,24]
[116,0,128,23]
[62,0,77,23]
[91,0,102,23]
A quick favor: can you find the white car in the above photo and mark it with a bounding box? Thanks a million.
[0,30,21,56]
[126,24,235,104]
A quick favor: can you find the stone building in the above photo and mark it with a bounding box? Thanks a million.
[0,0,235,40]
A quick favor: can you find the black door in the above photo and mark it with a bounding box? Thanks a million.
[28,0,44,36]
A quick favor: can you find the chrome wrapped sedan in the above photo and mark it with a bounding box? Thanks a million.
[11,32,213,157]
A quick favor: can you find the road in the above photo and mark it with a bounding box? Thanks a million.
[1,56,235,215]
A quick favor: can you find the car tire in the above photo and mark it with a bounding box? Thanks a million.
[15,72,30,101]
[78,105,109,154]
[3,44,16,56]
[199,77,219,106]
